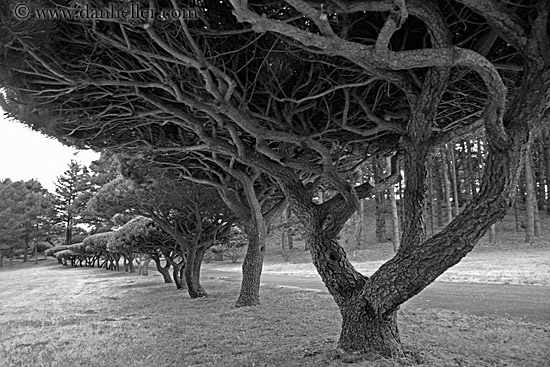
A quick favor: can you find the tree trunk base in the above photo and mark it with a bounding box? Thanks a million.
[339,302,402,358]
[188,287,208,298]
[234,294,260,308]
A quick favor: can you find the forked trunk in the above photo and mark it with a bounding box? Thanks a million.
[235,222,266,307]
[304,226,403,356]
[165,255,185,289]
[339,303,401,357]
[174,263,186,289]
[152,255,173,283]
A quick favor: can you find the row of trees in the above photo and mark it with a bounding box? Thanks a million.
[0,179,52,266]
[1,0,549,358]
[0,157,117,266]
[349,131,550,248]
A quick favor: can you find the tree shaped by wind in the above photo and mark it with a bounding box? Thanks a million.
[1,0,549,357]
[88,167,234,298]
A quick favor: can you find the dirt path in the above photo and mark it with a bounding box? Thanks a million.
[204,268,550,322]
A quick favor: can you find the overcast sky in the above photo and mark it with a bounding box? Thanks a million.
[0,109,100,192]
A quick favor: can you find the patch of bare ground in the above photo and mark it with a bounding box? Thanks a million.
[1,260,549,366]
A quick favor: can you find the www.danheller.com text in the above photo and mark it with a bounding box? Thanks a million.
[13,3,198,21]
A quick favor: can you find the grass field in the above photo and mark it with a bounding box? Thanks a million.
[211,247,550,287]
[1,255,549,367]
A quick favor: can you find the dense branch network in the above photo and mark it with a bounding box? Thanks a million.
[1,0,549,356]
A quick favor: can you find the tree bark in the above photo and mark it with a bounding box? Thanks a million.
[525,148,536,244]
[354,169,366,249]
[433,155,445,227]
[297,194,406,356]
[152,255,173,283]
[386,156,400,252]
[285,205,294,250]
[545,137,550,214]
[373,158,387,242]
[23,221,29,263]
[280,229,288,261]
[441,149,453,224]
[281,206,290,260]
[185,245,208,298]
[536,142,546,211]
[339,303,401,357]
[448,144,460,216]
[139,256,151,276]
[33,241,38,265]
[465,139,477,199]
[426,156,437,235]
[513,194,521,232]
[235,220,266,307]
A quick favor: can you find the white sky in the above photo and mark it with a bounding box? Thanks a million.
[0,109,100,192]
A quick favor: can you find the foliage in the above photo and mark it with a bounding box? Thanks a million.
[112,216,177,257]
[0,178,55,259]
[80,153,121,229]
[209,226,248,263]
[82,232,116,253]
[1,0,549,356]
[44,245,69,257]
[87,169,234,251]
[52,161,93,246]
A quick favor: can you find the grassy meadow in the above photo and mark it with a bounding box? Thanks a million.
[1,210,550,366]
[1,254,549,367]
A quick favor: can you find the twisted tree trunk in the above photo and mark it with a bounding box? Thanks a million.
[152,255,173,283]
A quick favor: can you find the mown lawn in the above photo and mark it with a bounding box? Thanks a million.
[1,259,549,366]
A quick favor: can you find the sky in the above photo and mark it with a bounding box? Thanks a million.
[0,109,100,192]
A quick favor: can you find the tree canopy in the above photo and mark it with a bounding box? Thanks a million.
[87,168,234,297]
[1,0,549,357]
[0,178,55,264]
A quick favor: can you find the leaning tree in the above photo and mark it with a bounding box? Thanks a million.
[1,0,549,358]
[113,216,182,285]
[142,151,288,306]
[87,171,234,298]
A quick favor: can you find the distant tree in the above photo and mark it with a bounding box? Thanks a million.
[53,161,92,246]
[82,232,118,270]
[114,216,182,285]
[88,173,234,298]
[525,147,537,243]
[0,179,55,265]
[80,153,120,230]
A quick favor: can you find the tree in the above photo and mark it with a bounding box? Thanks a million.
[82,232,118,270]
[0,179,55,265]
[524,147,537,243]
[146,153,287,306]
[52,160,92,246]
[114,216,182,285]
[87,171,234,298]
[1,0,549,358]
[80,153,121,230]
